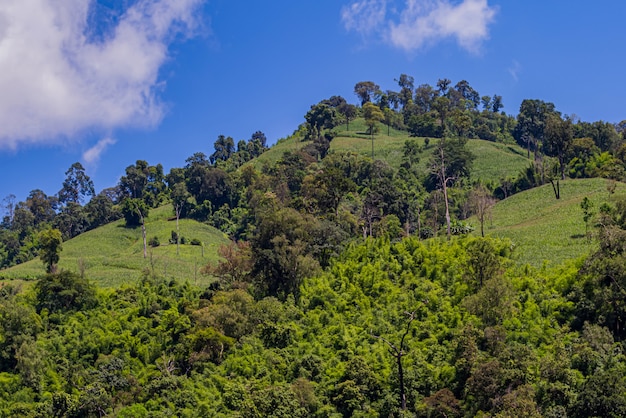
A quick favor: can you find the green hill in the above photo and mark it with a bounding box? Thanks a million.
[479,177,626,267]
[0,205,230,287]
[253,118,530,184]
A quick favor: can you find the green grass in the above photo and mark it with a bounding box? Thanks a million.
[0,205,230,288]
[477,178,626,268]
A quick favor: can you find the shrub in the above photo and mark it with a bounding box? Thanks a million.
[148,236,160,247]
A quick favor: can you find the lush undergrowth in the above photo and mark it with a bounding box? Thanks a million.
[0,205,229,287]
[2,236,622,417]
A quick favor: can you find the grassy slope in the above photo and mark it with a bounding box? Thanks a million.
[480,178,626,268]
[255,118,530,184]
[0,205,230,287]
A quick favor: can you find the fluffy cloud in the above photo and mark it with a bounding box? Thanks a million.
[342,0,497,53]
[0,0,204,149]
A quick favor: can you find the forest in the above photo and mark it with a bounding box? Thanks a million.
[1,74,626,416]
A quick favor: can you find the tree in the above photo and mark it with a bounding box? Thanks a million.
[337,102,357,131]
[436,78,451,95]
[395,73,415,107]
[362,102,384,159]
[119,160,149,199]
[35,270,97,313]
[432,96,451,136]
[428,138,474,238]
[210,135,235,164]
[58,162,95,205]
[171,183,191,256]
[354,81,380,105]
[121,198,149,259]
[581,196,595,240]
[470,185,496,237]
[544,113,573,180]
[25,189,57,226]
[305,103,337,139]
[38,228,63,273]
[371,311,417,411]
[514,99,556,159]
[491,94,504,113]
[2,194,16,227]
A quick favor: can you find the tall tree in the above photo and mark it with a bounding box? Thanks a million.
[2,194,16,228]
[210,135,235,164]
[337,102,357,131]
[363,102,384,159]
[58,162,95,205]
[38,228,63,273]
[354,81,380,105]
[514,99,556,159]
[544,113,574,180]
[395,73,415,107]
[171,183,191,256]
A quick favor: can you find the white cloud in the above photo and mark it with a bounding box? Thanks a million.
[82,137,116,165]
[508,59,521,82]
[341,0,387,36]
[0,0,204,149]
[342,0,497,53]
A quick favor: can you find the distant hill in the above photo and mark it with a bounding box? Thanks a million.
[0,205,230,287]
[478,177,626,267]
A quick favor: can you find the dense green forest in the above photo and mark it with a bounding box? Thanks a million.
[2,75,626,416]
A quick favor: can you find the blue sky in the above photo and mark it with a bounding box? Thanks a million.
[1,0,625,204]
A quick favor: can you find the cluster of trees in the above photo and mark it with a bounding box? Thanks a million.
[2,233,626,416]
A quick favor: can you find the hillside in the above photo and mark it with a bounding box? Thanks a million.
[0,205,230,287]
[252,117,530,184]
[479,177,626,267]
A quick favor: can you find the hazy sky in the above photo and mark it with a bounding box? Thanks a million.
[1,0,624,203]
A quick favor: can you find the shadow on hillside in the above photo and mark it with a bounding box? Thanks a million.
[506,145,527,157]
[570,233,586,239]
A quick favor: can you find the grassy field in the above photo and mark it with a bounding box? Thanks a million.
[0,205,230,288]
[478,178,626,268]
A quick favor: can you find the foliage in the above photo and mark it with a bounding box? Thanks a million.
[38,228,63,273]
[34,270,97,313]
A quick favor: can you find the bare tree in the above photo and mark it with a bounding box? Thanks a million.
[371,311,418,411]
[470,185,496,237]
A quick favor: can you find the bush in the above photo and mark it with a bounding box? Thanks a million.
[148,236,160,247]
[190,238,202,246]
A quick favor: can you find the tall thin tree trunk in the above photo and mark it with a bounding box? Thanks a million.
[141,220,147,259]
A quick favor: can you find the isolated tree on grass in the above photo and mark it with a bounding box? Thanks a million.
[38,228,63,273]
[337,102,357,131]
[363,102,384,159]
